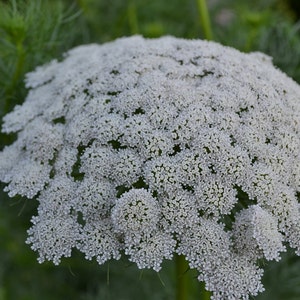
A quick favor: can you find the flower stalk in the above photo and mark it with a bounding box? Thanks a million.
[176,254,189,300]
[196,0,213,40]
[128,1,139,34]
[176,254,211,300]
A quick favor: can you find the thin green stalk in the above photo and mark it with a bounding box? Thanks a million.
[176,254,211,300]
[196,0,213,40]
[4,42,26,113]
[176,254,189,300]
[199,282,211,300]
[128,1,139,35]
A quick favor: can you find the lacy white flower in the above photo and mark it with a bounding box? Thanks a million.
[1,36,300,300]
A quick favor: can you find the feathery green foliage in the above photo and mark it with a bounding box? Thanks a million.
[0,0,81,117]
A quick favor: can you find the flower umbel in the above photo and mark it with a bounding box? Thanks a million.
[1,36,300,299]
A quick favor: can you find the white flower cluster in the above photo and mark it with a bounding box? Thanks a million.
[1,36,300,299]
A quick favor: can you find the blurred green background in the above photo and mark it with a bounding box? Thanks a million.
[1,0,300,299]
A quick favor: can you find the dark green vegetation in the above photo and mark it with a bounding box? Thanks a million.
[0,0,300,299]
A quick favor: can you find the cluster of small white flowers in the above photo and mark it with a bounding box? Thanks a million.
[1,36,300,299]
[232,205,286,261]
[77,217,121,265]
[111,189,160,241]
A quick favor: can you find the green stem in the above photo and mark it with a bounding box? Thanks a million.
[4,42,26,113]
[176,254,189,300]
[196,0,213,40]
[128,1,139,35]
[176,254,211,300]
[199,281,211,300]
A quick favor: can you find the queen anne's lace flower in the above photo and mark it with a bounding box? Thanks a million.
[124,230,176,272]
[26,211,81,265]
[232,205,286,261]
[111,189,160,241]
[77,217,121,265]
[1,36,300,300]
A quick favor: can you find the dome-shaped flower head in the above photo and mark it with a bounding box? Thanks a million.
[1,36,300,300]
[111,188,160,241]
